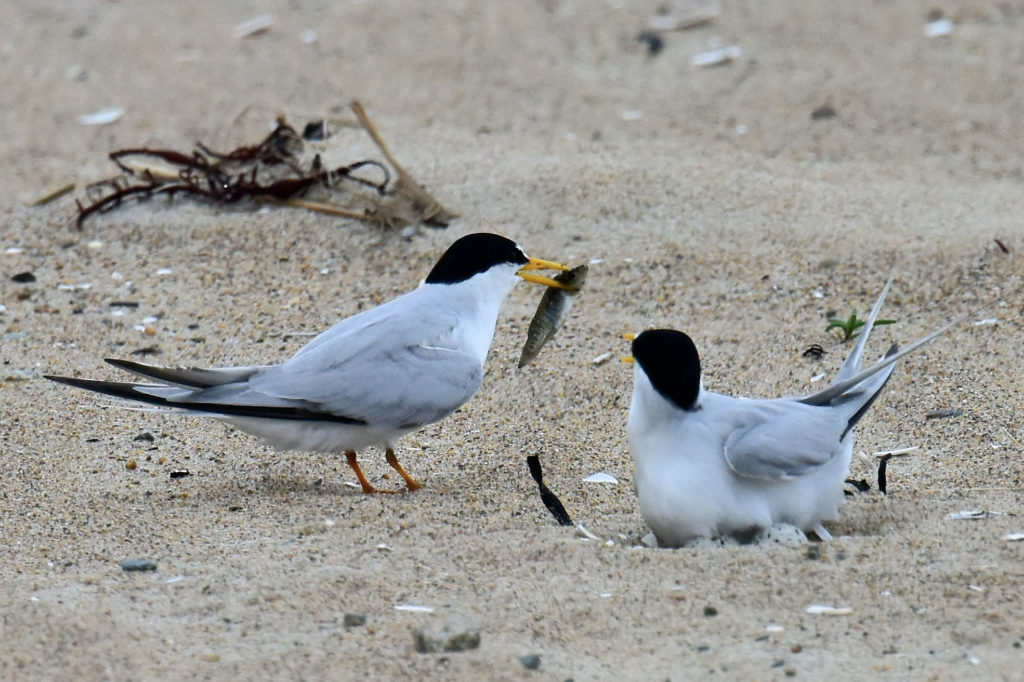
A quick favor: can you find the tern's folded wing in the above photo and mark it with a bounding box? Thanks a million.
[246,284,485,427]
[721,402,844,480]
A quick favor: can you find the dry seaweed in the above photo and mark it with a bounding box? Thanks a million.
[74,101,456,230]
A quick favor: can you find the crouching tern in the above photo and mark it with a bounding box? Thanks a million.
[47,233,570,494]
[626,281,985,546]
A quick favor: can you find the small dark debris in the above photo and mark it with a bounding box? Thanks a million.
[130,345,160,356]
[343,613,366,628]
[85,438,101,443]
[925,408,963,420]
[994,238,1011,254]
[772,660,785,668]
[519,654,541,670]
[806,544,821,560]
[120,558,158,572]
[844,477,871,494]
[696,644,711,652]
[811,103,837,120]
[413,617,481,654]
[703,605,718,617]
[802,344,825,359]
[110,301,140,308]
[791,644,803,654]
[227,505,244,512]
[133,432,155,442]
[169,469,191,479]
[526,455,573,526]
[878,454,895,494]
[11,272,36,283]
[636,30,664,56]
[302,120,328,141]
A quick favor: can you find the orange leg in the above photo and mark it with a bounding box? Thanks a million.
[345,450,396,494]
[386,448,422,492]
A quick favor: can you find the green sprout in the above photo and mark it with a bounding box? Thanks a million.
[825,310,896,341]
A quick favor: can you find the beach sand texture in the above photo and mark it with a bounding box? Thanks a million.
[2,2,1023,679]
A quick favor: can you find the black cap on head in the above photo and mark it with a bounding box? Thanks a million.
[425,233,530,285]
[632,329,702,411]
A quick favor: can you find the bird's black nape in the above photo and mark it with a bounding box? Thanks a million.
[425,233,529,284]
[632,329,702,411]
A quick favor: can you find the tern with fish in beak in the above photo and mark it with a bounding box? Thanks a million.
[47,233,571,494]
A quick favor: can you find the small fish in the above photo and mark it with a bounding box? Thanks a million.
[518,264,588,368]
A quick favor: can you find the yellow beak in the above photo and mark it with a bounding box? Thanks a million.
[517,257,572,289]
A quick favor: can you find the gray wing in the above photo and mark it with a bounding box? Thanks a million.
[246,298,483,428]
[721,400,847,480]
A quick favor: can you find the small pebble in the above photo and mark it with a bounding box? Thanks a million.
[925,408,963,420]
[343,613,366,627]
[125,459,138,470]
[133,432,155,442]
[703,605,718,617]
[519,653,541,670]
[120,559,157,572]
[636,30,664,56]
[11,271,36,283]
[811,103,837,120]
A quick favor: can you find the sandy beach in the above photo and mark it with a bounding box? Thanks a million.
[2,2,1024,679]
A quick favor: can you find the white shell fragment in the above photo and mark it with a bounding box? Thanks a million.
[805,604,852,616]
[648,6,719,32]
[873,446,919,457]
[1002,533,1024,542]
[394,604,435,613]
[693,45,741,67]
[640,532,659,548]
[591,351,613,365]
[583,472,618,484]
[924,18,953,38]
[575,524,603,542]
[79,107,124,126]
[946,509,988,520]
[972,317,998,327]
[234,14,274,39]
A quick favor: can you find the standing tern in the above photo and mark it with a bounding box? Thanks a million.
[47,233,570,494]
[625,281,985,546]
